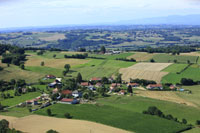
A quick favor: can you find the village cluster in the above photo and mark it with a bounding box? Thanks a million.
[18,73,189,112]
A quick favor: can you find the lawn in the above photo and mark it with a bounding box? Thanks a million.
[153,54,198,64]
[35,103,189,133]
[162,65,200,84]
[70,59,136,79]
[0,92,41,107]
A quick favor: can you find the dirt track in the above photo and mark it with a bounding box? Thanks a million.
[0,115,129,133]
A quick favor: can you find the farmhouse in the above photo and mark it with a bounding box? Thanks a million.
[146,84,163,90]
[62,90,72,95]
[127,83,139,88]
[60,98,79,104]
[95,83,102,88]
[90,77,102,82]
[170,85,176,90]
[81,82,90,87]
[110,83,121,90]
[119,90,126,95]
[46,75,56,79]
[72,90,82,98]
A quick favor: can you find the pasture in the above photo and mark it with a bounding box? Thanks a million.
[119,63,171,83]
[70,59,136,80]
[162,63,188,73]
[97,95,200,125]
[0,92,40,107]
[35,103,188,133]
[152,54,198,64]
[127,52,157,61]
[162,65,200,84]
[0,63,44,83]
[88,52,134,60]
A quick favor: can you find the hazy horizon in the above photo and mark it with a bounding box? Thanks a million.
[0,0,200,28]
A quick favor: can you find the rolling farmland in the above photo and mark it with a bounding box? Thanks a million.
[119,63,172,83]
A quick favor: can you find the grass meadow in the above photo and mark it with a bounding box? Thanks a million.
[153,54,198,64]
[162,65,200,84]
[35,103,189,133]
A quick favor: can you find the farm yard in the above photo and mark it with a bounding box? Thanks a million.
[119,63,172,83]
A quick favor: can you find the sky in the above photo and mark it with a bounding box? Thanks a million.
[0,0,200,28]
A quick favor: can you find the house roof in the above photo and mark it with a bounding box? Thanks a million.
[128,83,139,86]
[96,83,102,86]
[147,84,162,88]
[62,90,72,95]
[111,83,121,87]
[61,98,73,102]
[81,82,90,86]
[46,75,56,78]
[91,77,102,81]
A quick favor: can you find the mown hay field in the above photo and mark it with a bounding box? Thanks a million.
[119,63,172,83]
[26,56,89,69]
[0,115,128,133]
[39,33,66,41]
[127,52,157,61]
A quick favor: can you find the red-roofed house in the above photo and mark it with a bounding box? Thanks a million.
[81,82,90,87]
[62,90,72,95]
[127,83,139,88]
[146,84,163,90]
[46,75,56,79]
[119,90,126,95]
[110,83,121,90]
[60,98,79,104]
[95,83,102,88]
[90,77,102,82]
[170,85,176,90]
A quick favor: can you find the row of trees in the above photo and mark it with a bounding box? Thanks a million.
[64,53,88,59]
[137,46,196,54]
[143,106,188,124]
[115,58,136,62]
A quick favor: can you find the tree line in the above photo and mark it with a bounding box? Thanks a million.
[0,44,26,66]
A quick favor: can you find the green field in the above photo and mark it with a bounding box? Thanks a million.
[162,65,200,84]
[162,64,188,73]
[153,54,198,64]
[97,95,200,125]
[35,103,189,133]
[26,66,63,77]
[0,92,41,106]
[89,52,134,60]
[176,85,200,108]
[70,59,136,79]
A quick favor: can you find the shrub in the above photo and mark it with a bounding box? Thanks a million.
[64,112,72,119]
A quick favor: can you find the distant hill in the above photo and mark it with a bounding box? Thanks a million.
[116,14,200,25]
